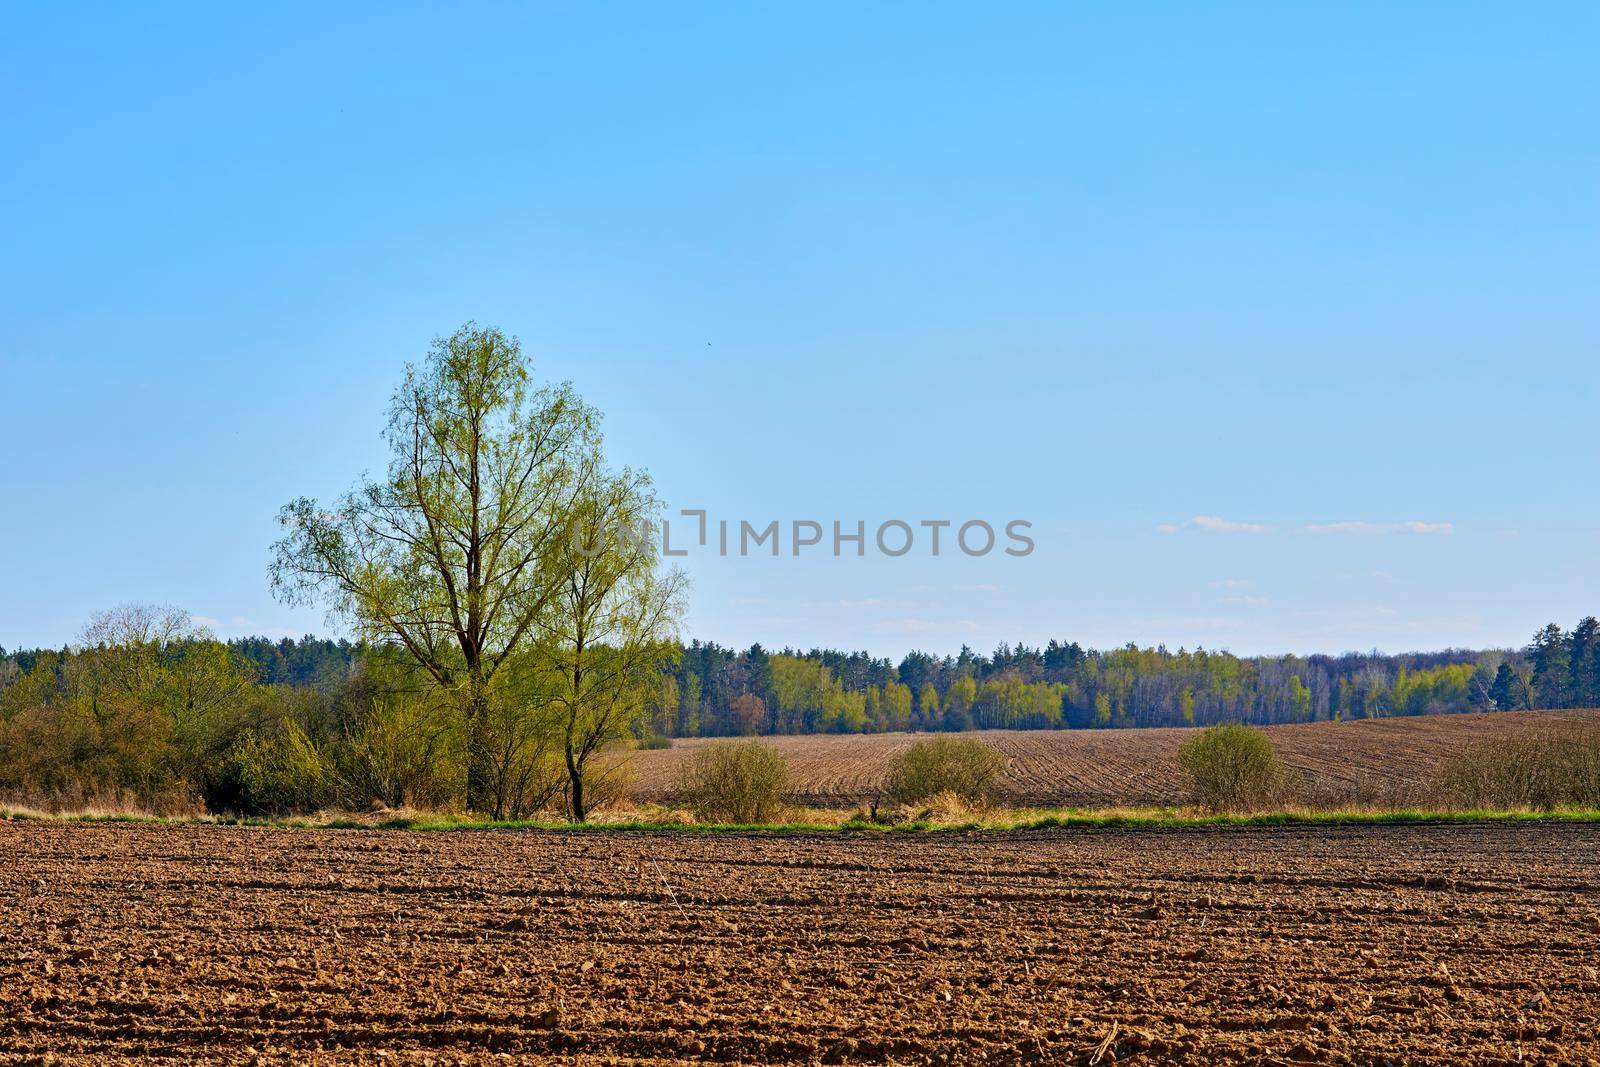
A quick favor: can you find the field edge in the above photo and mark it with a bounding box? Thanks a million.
[7,805,1600,835]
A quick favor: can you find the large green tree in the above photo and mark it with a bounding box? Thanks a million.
[271,324,598,812]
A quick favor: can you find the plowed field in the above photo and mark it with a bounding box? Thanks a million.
[630,708,1600,808]
[3,821,1598,1064]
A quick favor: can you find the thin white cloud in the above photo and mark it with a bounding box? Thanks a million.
[1190,515,1270,534]
[1299,520,1453,536]
[1159,516,1269,534]
[1209,578,1252,589]
[1222,595,1268,607]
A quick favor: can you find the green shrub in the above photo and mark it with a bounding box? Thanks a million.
[679,739,791,823]
[0,703,198,814]
[1176,723,1295,812]
[883,736,1003,807]
[229,721,335,815]
[333,692,465,811]
[1434,724,1600,811]
[636,732,673,750]
[476,685,564,820]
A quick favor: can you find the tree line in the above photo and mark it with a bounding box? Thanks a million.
[659,619,1600,735]
[6,613,1597,742]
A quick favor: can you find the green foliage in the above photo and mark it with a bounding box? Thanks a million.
[769,655,865,733]
[12,601,1600,820]
[465,665,562,820]
[1287,675,1312,719]
[660,631,1600,737]
[1570,617,1600,707]
[1176,723,1296,812]
[332,689,465,811]
[1530,623,1572,708]
[1491,662,1531,710]
[229,722,335,815]
[882,736,1003,807]
[533,465,685,821]
[15,612,1600,751]
[942,676,976,731]
[972,676,1064,729]
[1388,663,1475,717]
[270,323,605,812]
[678,740,792,823]
[0,606,256,813]
[223,654,471,816]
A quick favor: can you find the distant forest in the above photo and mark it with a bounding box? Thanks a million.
[6,617,1596,738]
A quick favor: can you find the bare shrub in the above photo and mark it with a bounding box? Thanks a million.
[1298,773,1425,812]
[1434,724,1600,811]
[678,740,792,824]
[0,699,190,814]
[1177,723,1296,812]
[883,736,1003,808]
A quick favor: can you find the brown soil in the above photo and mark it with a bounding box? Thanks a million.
[628,708,1600,809]
[3,821,1598,1064]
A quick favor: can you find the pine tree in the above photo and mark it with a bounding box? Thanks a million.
[1568,617,1600,707]
[1489,663,1520,710]
[1529,624,1572,709]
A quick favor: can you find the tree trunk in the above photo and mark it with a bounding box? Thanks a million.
[567,654,586,822]
[567,745,585,823]
[465,687,494,815]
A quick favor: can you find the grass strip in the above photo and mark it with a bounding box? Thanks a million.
[6,807,1600,833]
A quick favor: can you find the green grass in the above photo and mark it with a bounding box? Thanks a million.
[6,805,1600,833]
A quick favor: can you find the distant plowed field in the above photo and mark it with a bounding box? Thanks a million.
[629,708,1600,808]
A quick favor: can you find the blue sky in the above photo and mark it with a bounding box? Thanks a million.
[3,3,1597,657]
